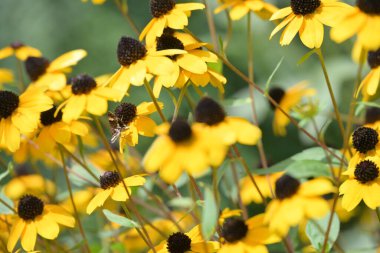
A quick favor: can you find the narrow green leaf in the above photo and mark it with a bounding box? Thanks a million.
[297,49,317,66]
[201,188,218,239]
[103,210,140,228]
[0,193,14,214]
[168,197,194,208]
[265,57,284,93]
[0,163,12,183]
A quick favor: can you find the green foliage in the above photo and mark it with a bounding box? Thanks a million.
[201,187,218,240]
[103,209,139,228]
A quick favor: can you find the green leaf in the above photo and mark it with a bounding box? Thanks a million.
[208,59,223,73]
[201,187,218,239]
[297,49,317,65]
[0,193,14,215]
[286,160,331,179]
[102,210,140,228]
[168,197,194,208]
[265,57,284,93]
[0,162,13,183]
[216,160,230,185]
[251,158,292,175]
[306,212,340,253]
[291,147,342,165]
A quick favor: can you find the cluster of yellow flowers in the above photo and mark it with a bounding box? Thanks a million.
[0,0,379,252]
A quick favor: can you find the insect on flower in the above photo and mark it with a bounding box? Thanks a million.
[108,111,130,143]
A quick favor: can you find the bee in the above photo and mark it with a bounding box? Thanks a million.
[108,112,130,143]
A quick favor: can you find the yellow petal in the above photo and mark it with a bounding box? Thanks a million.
[36,214,60,239]
[137,101,161,115]
[0,46,14,60]
[230,5,249,20]
[62,95,86,122]
[167,9,188,29]
[7,219,25,252]
[270,14,295,39]
[270,7,292,20]
[86,94,108,116]
[111,185,129,201]
[280,15,303,46]
[123,175,146,186]
[177,54,207,74]
[47,49,87,72]
[21,222,37,252]
[86,189,112,214]
[15,46,42,61]
[330,10,365,43]
[135,116,157,136]
[45,205,75,227]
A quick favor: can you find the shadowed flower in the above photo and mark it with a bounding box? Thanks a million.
[139,0,205,45]
[86,172,146,214]
[0,68,13,88]
[7,194,75,252]
[357,48,380,100]
[81,0,106,4]
[26,49,87,91]
[0,86,53,152]
[214,0,278,21]
[270,0,351,48]
[0,42,41,61]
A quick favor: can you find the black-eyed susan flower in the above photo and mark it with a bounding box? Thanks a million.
[143,119,228,184]
[264,174,335,236]
[0,68,13,88]
[240,172,283,205]
[350,126,380,163]
[139,0,205,45]
[214,0,278,20]
[268,82,316,136]
[150,31,226,97]
[0,42,41,61]
[340,156,380,211]
[331,0,380,50]
[0,86,53,152]
[110,102,160,150]
[7,194,75,252]
[270,0,351,48]
[365,106,380,129]
[107,37,179,99]
[35,106,88,151]
[219,214,280,253]
[60,74,120,122]
[25,49,87,91]
[153,225,219,253]
[194,97,261,146]
[357,48,380,100]
[86,171,146,214]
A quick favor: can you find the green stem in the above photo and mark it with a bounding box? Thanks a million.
[173,84,188,121]
[376,208,380,223]
[144,79,167,122]
[201,0,218,51]
[0,198,16,213]
[16,58,26,91]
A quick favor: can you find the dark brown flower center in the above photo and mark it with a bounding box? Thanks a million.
[357,0,380,15]
[25,56,50,81]
[0,91,20,119]
[365,106,380,124]
[291,0,321,15]
[40,106,63,126]
[10,41,24,49]
[221,218,248,243]
[268,87,285,109]
[71,74,97,95]
[352,126,378,153]
[150,0,176,18]
[169,119,192,143]
[100,171,122,189]
[367,49,380,69]
[117,37,147,66]
[195,97,226,126]
[275,174,300,199]
[114,103,137,126]
[156,34,184,60]
[354,160,379,183]
[166,232,191,253]
[18,194,44,221]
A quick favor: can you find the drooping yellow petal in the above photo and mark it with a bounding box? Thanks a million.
[47,49,87,72]
[330,9,365,43]
[137,101,161,115]
[270,7,292,21]
[21,222,37,252]
[62,95,86,122]
[86,189,112,214]
[45,205,75,227]
[167,9,188,29]
[15,46,42,61]
[0,46,14,60]
[270,14,296,39]
[35,214,60,239]
[110,185,129,201]
[7,219,25,252]
[86,94,108,116]
[280,15,304,46]
[177,54,207,74]
[365,68,380,96]
[123,175,146,186]
[135,116,157,136]
[230,5,249,20]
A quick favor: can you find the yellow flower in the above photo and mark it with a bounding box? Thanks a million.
[340,156,380,211]
[264,175,335,236]
[4,174,56,201]
[86,172,146,214]
[0,86,53,152]
[81,0,106,4]
[214,0,278,21]
[7,195,75,252]
[0,42,41,61]
[240,172,283,204]
[349,126,380,162]
[150,30,226,97]
[109,102,160,150]
[153,225,219,253]
[357,48,380,100]
[26,49,87,91]
[60,74,120,122]
[139,0,205,45]
[143,119,228,184]
[106,37,180,99]
[364,106,380,129]
[330,0,380,51]
[268,82,316,136]
[194,97,261,146]
[0,68,13,88]
[219,214,280,253]
[270,0,351,48]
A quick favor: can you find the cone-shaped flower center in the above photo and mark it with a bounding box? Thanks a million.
[352,126,378,153]
[268,87,285,109]
[114,103,137,126]
[150,0,176,18]
[169,119,192,143]
[166,232,192,253]
[357,0,380,14]
[221,218,248,243]
[195,97,226,126]
[365,107,380,124]
[25,56,50,81]
[367,49,380,69]
[40,106,63,126]
[275,174,301,199]
[117,37,147,66]
[100,171,122,189]
[18,194,44,221]
[10,41,24,49]
[354,160,379,183]
[156,34,185,60]
[291,0,321,15]
[71,74,97,95]
[0,91,19,119]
